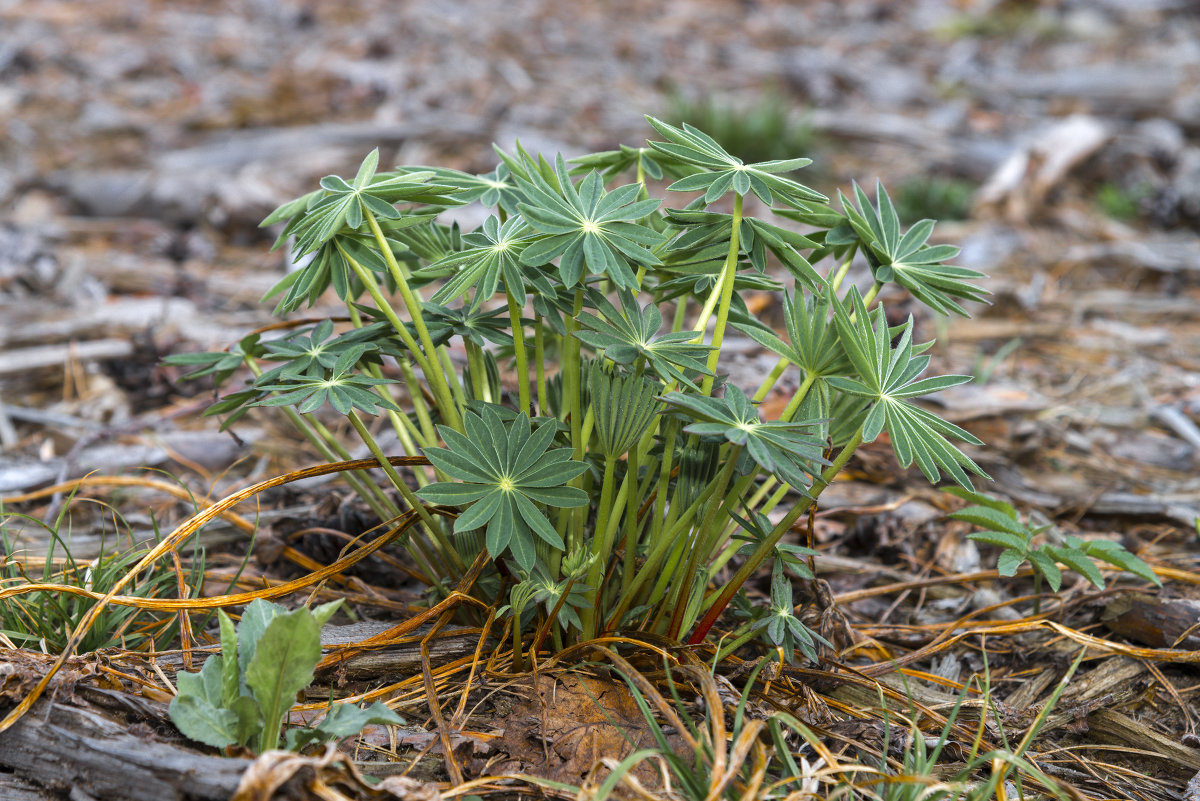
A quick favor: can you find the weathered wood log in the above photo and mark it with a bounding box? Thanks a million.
[0,697,250,801]
[1102,592,1200,649]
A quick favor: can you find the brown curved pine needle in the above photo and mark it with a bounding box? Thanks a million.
[857,618,1200,679]
[2,475,260,534]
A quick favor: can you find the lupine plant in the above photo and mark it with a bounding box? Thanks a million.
[169,116,994,661]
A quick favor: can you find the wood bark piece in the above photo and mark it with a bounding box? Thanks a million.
[1089,708,1200,782]
[0,339,133,376]
[1102,593,1200,649]
[0,698,251,801]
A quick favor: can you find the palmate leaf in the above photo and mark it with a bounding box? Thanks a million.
[753,558,827,664]
[417,216,554,311]
[568,144,697,183]
[262,230,417,315]
[415,164,525,215]
[589,365,663,458]
[515,153,665,290]
[840,180,989,317]
[420,303,512,348]
[828,287,988,489]
[251,358,400,417]
[262,150,464,260]
[645,116,826,207]
[416,406,589,572]
[575,290,713,390]
[734,290,850,407]
[662,385,826,490]
[661,207,824,289]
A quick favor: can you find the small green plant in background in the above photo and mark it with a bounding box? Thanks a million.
[1094,181,1151,221]
[168,598,403,754]
[893,176,976,225]
[0,504,203,654]
[947,488,1160,608]
[170,113,1001,664]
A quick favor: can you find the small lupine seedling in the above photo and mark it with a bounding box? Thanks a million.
[169,115,1004,662]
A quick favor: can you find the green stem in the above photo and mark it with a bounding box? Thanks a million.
[862,280,882,307]
[464,339,488,402]
[362,210,462,432]
[563,288,586,552]
[619,447,641,599]
[666,447,740,638]
[686,427,864,645]
[646,416,678,548]
[778,373,817,423]
[505,289,531,414]
[345,303,424,461]
[307,417,400,515]
[347,410,464,574]
[534,312,548,415]
[671,295,688,334]
[751,357,790,403]
[611,471,723,628]
[395,355,438,445]
[697,193,744,396]
[305,417,442,583]
[828,247,856,291]
[244,358,400,521]
[581,454,619,638]
[439,348,467,409]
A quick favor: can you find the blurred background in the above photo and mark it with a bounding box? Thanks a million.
[2,0,1199,515]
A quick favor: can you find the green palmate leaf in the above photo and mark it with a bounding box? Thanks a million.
[733,289,850,426]
[416,164,525,214]
[575,290,713,390]
[662,385,826,489]
[420,303,512,349]
[829,287,988,489]
[569,143,696,183]
[251,358,399,417]
[264,150,463,259]
[418,215,552,311]
[516,153,665,290]
[417,406,589,571]
[752,559,827,663]
[840,180,989,317]
[660,207,824,289]
[263,229,420,315]
[645,116,826,207]
[589,365,663,458]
